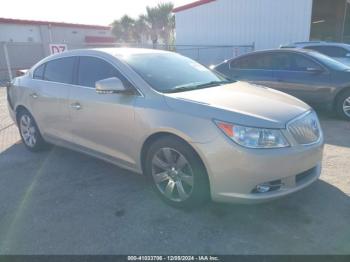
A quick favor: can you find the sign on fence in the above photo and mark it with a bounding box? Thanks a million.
[49,44,68,55]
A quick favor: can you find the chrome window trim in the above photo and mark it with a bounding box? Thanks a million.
[286,110,322,146]
[30,54,144,97]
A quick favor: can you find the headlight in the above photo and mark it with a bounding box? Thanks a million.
[214,120,289,149]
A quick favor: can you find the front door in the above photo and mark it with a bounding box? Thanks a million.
[68,56,138,169]
[268,52,332,106]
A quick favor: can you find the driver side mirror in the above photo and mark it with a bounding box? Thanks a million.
[95,77,133,95]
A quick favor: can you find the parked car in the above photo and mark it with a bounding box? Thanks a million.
[280,41,350,66]
[7,48,324,207]
[214,49,350,120]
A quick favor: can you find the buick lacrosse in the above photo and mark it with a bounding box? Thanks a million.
[7,48,324,207]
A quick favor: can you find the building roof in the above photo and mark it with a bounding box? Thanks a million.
[0,17,110,30]
[173,0,216,13]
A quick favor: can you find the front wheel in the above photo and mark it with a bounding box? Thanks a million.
[18,110,47,152]
[145,136,210,208]
[336,90,350,120]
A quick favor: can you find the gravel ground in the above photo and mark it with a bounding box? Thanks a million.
[0,86,349,255]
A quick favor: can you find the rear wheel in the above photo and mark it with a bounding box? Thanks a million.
[336,90,350,120]
[18,110,47,152]
[145,136,210,208]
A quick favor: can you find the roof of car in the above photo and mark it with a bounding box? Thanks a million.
[280,41,350,49]
[46,48,171,61]
[31,48,173,72]
[214,48,319,67]
[236,48,317,57]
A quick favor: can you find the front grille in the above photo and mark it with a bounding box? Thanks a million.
[288,111,321,145]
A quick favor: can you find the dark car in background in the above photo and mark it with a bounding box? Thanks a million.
[214,49,350,120]
[280,41,350,67]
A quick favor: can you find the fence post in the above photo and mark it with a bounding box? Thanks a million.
[2,42,13,81]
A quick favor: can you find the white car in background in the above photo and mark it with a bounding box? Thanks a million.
[281,41,350,66]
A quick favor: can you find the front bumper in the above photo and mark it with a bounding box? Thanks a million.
[192,132,324,204]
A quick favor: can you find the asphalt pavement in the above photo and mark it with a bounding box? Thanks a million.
[0,87,349,255]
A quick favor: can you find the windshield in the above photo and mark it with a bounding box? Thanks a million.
[120,52,229,93]
[308,51,350,71]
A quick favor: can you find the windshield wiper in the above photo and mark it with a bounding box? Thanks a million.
[167,80,233,93]
[194,80,233,88]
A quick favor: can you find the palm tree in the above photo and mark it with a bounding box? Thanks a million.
[156,3,175,48]
[111,2,175,47]
[134,15,149,44]
[145,2,174,48]
[111,15,136,43]
[145,6,160,48]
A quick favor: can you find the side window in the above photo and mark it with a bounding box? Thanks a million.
[43,57,75,84]
[270,53,293,70]
[33,64,45,79]
[77,56,131,88]
[291,54,322,71]
[307,46,348,58]
[230,54,273,70]
[255,54,274,70]
[230,55,255,69]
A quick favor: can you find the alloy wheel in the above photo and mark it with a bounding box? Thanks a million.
[343,96,350,118]
[19,114,37,148]
[151,147,194,202]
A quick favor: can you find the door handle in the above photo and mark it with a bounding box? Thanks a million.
[30,93,38,99]
[70,103,82,110]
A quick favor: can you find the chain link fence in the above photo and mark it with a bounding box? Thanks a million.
[0,41,255,82]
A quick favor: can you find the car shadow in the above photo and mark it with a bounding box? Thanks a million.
[316,110,350,148]
[0,143,349,254]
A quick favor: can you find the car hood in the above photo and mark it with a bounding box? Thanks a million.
[164,81,310,129]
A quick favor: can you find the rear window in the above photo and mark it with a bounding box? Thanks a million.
[43,57,75,84]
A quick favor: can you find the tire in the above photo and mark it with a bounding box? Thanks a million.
[144,136,210,208]
[17,109,47,152]
[335,90,350,120]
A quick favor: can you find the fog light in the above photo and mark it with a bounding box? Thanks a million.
[256,184,271,193]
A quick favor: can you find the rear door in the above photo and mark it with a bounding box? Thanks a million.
[268,52,332,105]
[29,57,75,141]
[228,53,276,86]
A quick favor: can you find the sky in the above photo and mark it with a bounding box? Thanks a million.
[0,0,191,26]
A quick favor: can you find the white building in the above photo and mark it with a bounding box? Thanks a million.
[0,18,114,79]
[174,0,350,63]
[0,18,114,48]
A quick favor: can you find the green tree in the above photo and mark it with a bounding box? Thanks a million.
[111,2,175,47]
[111,15,136,43]
[146,2,174,48]
[134,15,149,44]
